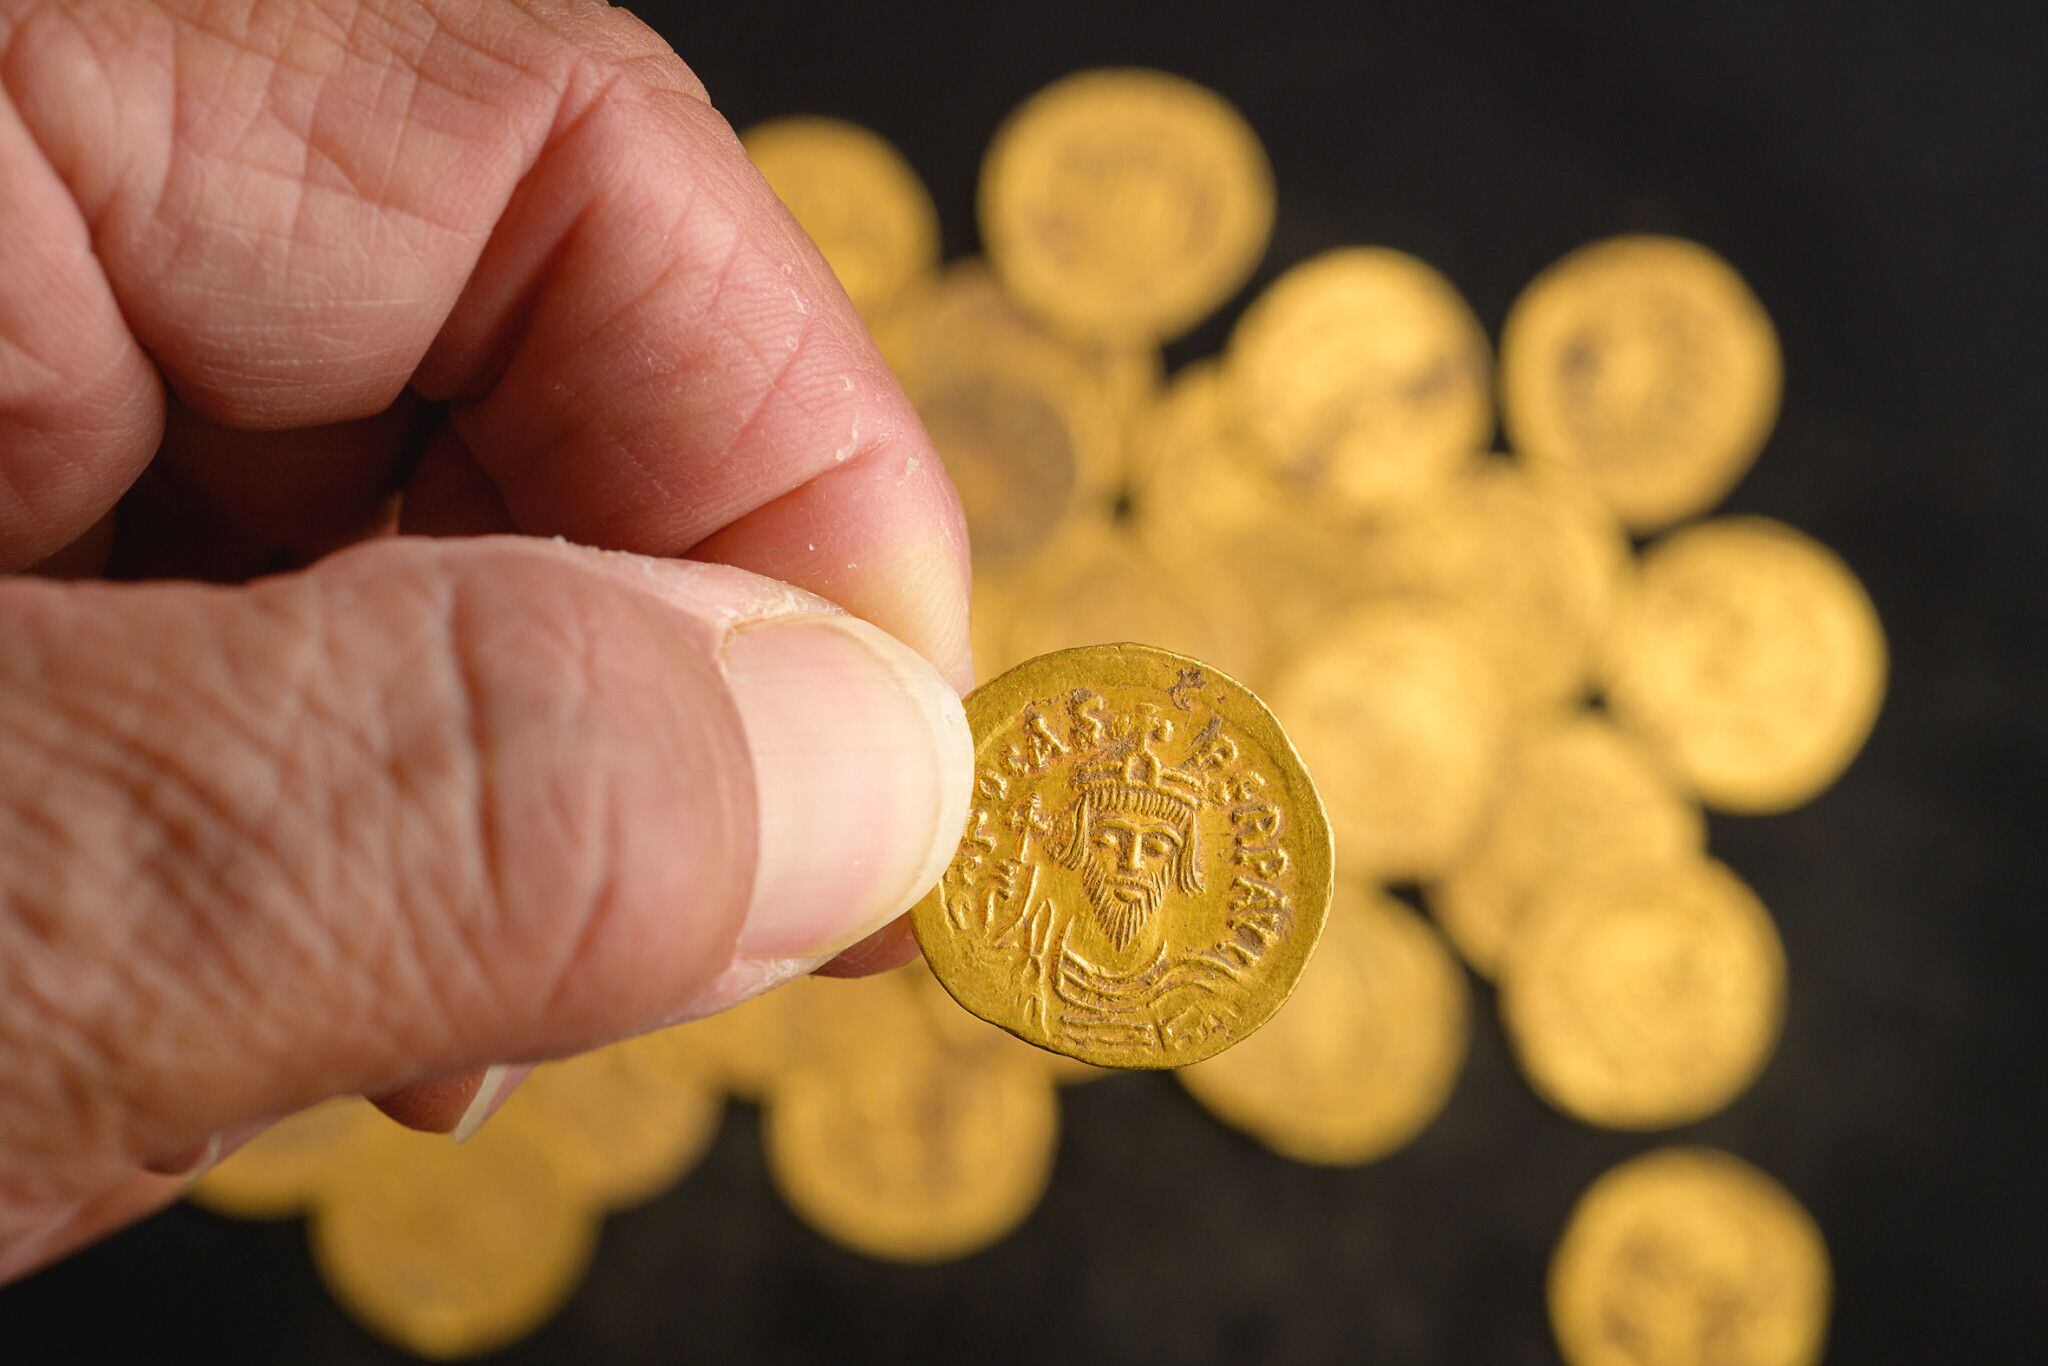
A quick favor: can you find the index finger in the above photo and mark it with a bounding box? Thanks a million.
[4,0,968,684]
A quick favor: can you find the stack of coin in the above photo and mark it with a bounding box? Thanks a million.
[189,68,1880,1364]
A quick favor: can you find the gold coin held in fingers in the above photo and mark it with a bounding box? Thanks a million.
[1225,247,1492,516]
[981,68,1273,345]
[1178,885,1468,1165]
[1501,858,1785,1129]
[1550,1147,1831,1366]
[1603,516,1885,813]
[912,644,1333,1069]
[1502,234,1781,531]
[742,116,939,323]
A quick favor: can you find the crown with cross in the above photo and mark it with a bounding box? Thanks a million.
[1068,703,1207,813]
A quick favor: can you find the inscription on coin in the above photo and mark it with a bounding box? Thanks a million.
[913,645,1332,1068]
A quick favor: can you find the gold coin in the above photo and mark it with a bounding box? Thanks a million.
[904,955,1113,1085]
[187,1097,379,1219]
[741,116,939,322]
[1267,603,1509,882]
[1501,858,1786,1129]
[1502,234,1781,531]
[1224,247,1492,516]
[491,1030,723,1210]
[912,644,1333,1068]
[1366,458,1631,714]
[1603,516,1885,813]
[1429,714,1704,979]
[1550,1147,1831,1366]
[1178,885,1468,1165]
[311,1119,598,1360]
[884,268,1125,578]
[980,68,1273,345]
[764,1033,1059,1262]
[992,521,1262,684]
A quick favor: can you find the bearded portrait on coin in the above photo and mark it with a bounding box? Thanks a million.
[913,646,1332,1069]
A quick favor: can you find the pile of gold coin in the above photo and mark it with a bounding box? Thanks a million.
[192,68,1882,1363]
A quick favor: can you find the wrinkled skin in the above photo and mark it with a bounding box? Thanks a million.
[0,0,969,1279]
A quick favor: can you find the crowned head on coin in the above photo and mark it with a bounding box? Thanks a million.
[1051,703,1208,962]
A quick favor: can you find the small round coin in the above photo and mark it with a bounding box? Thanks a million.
[980,68,1273,345]
[187,1097,379,1219]
[1501,234,1782,531]
[1224,247,1492,516]
[1550,1147,1832,1366]
[1603,516,1886,813]
[764,1039,1059,1262]
[1501,858,1786,1129]
[912,644,1333,1068]
[741,116,939,322]
[1268,603,1510,882]
[1367,458,1632,715]
[885,266,1125,578]
[310,1120,599,1360]
[1178,884,1469,1165]
[1429,714,1704,979]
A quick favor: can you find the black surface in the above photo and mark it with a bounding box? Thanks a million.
[4,1,2045,1361]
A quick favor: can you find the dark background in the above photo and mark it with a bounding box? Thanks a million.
[5,0,2044,1360]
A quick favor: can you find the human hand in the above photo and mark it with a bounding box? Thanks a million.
[0,0,971,1279]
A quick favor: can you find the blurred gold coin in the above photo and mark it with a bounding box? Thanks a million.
[311,1120,598,1360]
[884,267,1126,578]
[1179,885,1468,1165]
[1604,516,1885,813]
[1501,858,1785,1129]
[1502,234,1781,531]
[1268,603,1509,882]
[682,970,932,1101]
[1550,1147,1831,1366]
[1225,247,1492,516]
[1368,459,1631,714]
[1125,361,1293,554]
[991,521,1260,683]
[741,116,939,322]
[1429,714,1704,979]
[980,68,1273,345]
[913,645,1333,1068]
[764,1037,1059,1262]
[491,1030,723,1210]
[187,1097,379,1219]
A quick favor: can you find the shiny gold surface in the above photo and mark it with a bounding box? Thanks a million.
[1502,234,1782,532]
[981,68,1273,345]
[1550,1148,1831,1366]
[1604,516,1887,813]
[1501,858,1786,1129]
[1178,883,1468,1164]
[913,644,1333,1068]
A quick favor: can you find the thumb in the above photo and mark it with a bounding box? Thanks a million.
[0,536,968,1213]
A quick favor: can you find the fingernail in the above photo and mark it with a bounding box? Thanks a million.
[452,1063,533,1143]
[724,613,971,958]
